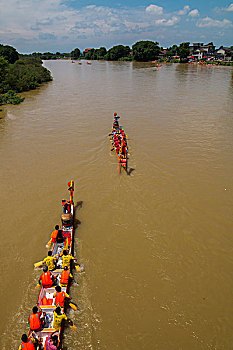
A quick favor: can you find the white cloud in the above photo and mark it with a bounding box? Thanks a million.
[188,9,199,17]
[146,4,163,15]
[197,17,232,27]
[226,3,233,11]
[177,5,190,15]
[155,16,180,26]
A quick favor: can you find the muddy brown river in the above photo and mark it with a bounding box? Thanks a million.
[0,60,233,350]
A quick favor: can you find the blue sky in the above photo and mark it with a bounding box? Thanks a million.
[0,0,232,53]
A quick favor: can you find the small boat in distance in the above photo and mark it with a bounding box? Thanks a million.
[86,62,92,65]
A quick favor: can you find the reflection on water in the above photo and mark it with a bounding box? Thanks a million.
[0,61,233,350]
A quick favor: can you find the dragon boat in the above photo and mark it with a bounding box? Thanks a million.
[110,116,128,174]
[31,181,76,348]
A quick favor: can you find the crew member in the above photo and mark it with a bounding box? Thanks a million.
[38,266,57,288]
[50,225,59,243]
[19,334,35,350]
[56,229,65,244]
[60,266,73,287]
[45,331,59,350]
[42,251,57,271]
[62,200,71,214]
[53,286,71,308]
[60,250,76,268]
[53,307,73,330]
[28,306,45,332]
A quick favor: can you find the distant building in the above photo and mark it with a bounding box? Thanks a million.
[189,42,215,60]
[83,48,94,54]
[215,46,233,61]
[158,48,167,59]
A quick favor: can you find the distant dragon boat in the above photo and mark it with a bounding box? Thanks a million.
[30,181,77,348]
[110,113,128,174]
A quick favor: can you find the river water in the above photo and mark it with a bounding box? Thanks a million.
[0,60,233,350]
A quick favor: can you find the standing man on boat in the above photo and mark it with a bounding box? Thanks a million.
[62,199,71,214]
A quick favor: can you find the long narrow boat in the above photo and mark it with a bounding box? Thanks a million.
[31,181,76,348]
[110,115,128,174]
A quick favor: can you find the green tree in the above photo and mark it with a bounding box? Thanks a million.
[105,45,130,61]
[132,41,160,61]
[1,57,52,94]
[84,49,95,60]
[71,48,81,59]
[95,47,107,59]
[0,56,9,81]
[166,45,178,57]
[0,44,19,63]
[177,42,190,61]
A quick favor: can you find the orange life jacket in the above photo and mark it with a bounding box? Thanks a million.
[51,229,58,243]
[54,291,66,307]
[42,296,48,305]
[41,272,53,288]
[60,269,70,285]
[20,339,35,350]
[29,312,42,330]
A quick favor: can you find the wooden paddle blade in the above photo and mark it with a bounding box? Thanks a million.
[69,302,78,311]
[34,261,43,268]
[70,324,77,331]
[75,265,81,272]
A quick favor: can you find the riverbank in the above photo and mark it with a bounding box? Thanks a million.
[0,52,52,106]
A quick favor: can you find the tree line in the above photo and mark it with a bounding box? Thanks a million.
[25,41,191,62]
[0,44,52,105]
[70,41,190,61]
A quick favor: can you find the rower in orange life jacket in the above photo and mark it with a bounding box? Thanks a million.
[50,225,59,243]
[60,266,73,287]
[38,265,57,288]
[19,334,35,350]
[28,306,45,332]
[53,285,71,307]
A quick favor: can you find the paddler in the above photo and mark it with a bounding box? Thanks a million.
[45,331,59,350]
[47,225,59,247]
[42,251,58,271]
[38,266,58,288]
[19,334,36,350]
[28,306,45,332]
[53,286,71,308]
[60,266,73,287]
[56,229,65,244]
[60,250,76,268]
[52,307,74,330]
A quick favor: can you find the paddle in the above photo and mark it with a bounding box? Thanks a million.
[46,239,52,248]
[34,261,43,268]
[70,323,77,331]
[35,284,40,290]
[69,302,78,311]
[75,265,81,272]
